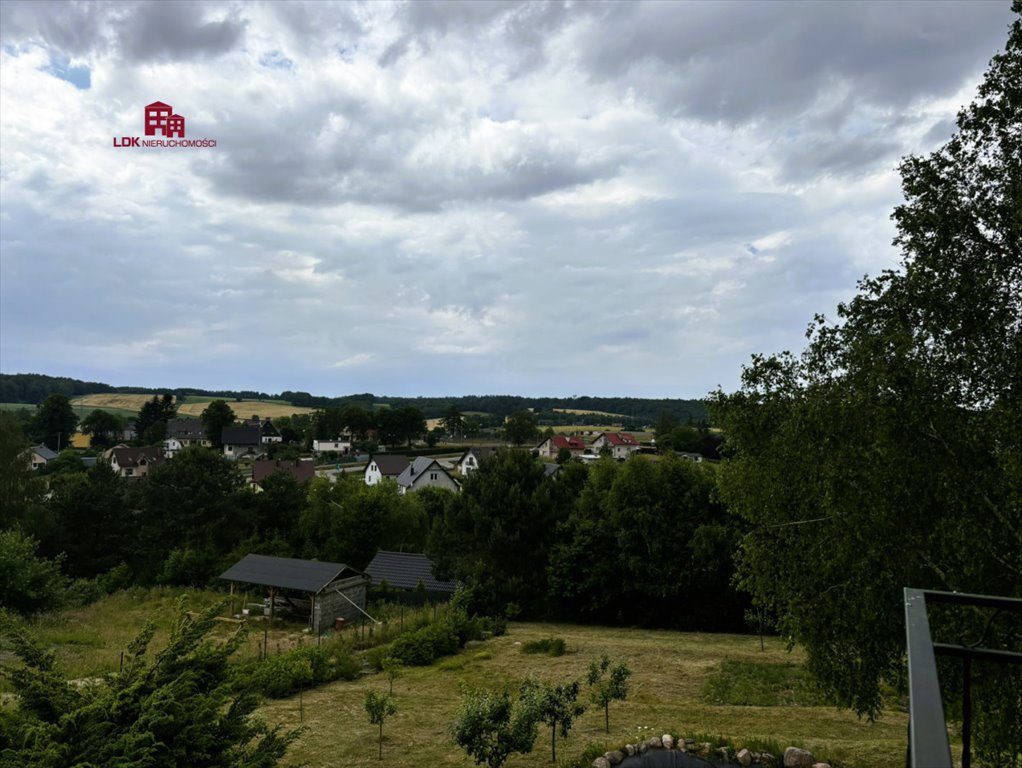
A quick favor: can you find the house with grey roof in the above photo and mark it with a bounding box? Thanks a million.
[457,446,499,475]
[105,446,165,479]
[364,454,409,486]
[166,418,209,447]
[27,445,57,470]
[222,426,264,460]
[395,457,460,495]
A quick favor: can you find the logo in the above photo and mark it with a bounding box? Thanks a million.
[113,101,216,149]
[145,101,185,137]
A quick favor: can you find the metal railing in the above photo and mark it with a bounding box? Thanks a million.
[904,588,1022,768]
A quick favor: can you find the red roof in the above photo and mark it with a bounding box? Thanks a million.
[145,101,172,110]
[604,432,638,446]
[550,435,585,451]
[253,459,315,484]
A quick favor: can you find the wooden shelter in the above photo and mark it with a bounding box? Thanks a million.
[219,554,370,634]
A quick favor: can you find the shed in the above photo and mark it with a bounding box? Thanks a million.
[219,554,371,634]
[365,550,458,602]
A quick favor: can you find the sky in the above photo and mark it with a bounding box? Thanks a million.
[0,0,1014,399]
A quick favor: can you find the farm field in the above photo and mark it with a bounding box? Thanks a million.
[176,399,316,420]
[7,591,910,767]
[69,393,317,420]
[553,407,629,418]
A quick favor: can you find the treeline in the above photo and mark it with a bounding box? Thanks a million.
[1,412,745,632]
[1,373,708,423]
[0,373,276,405]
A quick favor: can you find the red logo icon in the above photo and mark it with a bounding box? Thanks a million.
[144,101,186,138]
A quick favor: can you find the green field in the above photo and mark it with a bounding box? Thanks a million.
[7,590,910,768]
[0,402,36,411]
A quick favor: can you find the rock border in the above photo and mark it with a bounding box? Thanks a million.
[591,736,831,768]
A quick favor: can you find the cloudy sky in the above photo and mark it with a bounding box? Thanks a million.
[0,1,1014,399]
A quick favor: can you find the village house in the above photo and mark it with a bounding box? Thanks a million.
[363,454,409,485]
[395,457,460,494]
[165,418,209,448]
[251,458,316,486]
[457,446,499,475]
[27,445,57,470]
[313,437,353,455]
[244,416,283,445]
[104,445,165,479]
[535,434,586,459]
[221,426,264,460]
[591,431,641,460]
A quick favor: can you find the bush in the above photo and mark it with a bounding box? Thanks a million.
[0,529,67,616]
[522,637,566,656]
[234,640,360,698]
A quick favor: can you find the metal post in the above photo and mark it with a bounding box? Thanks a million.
[962,657,972,768]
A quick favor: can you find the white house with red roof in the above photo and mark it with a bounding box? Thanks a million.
[591,432,640,460]
[536,434,586,459]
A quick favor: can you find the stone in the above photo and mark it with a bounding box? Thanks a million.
[783,747,815,768]
[624,744,636,757]
[760,753,777,768]
[639,740,648,754]
[593,758,611,768]
[812,764,832,768]
[662,734,675,749]
[646,737,663,750]
[604,750,624,766]
[736,748,753,767]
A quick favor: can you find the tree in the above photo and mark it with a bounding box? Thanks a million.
[28,394,77,451]
[45,463,134,579]
[135,394,176,445]
[382,656,403,694]
[0,601,298,766]
[0,529,66,616]
[41,449,84,476]
[654,409,678,446]
[0,412,44,530]
[79,408,123,447]
[428,451,584,617]
[201,399,237,448]
[135,446,244,581]
[547,456,743,630]
[377,405,425,448]
[365,690,397,760]
[503,411,538,447]
[341,405,375,440]
[451,686,540,768]
[440,405,466,439]
[709,7,1021,761]
[586,655,631,733]
[521,679,586,763]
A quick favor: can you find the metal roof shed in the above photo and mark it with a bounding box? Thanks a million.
[365,550,458,601]
[220,554,370,635]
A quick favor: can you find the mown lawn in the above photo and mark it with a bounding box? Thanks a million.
[258,622,908,768]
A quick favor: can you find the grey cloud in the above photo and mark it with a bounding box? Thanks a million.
[118,2,245,62]
[382,0,573,72]
[0,0,246,62]
[195,102,621,210]
[576,1,1013,124]
[777,135,902,182]
[0,1,117,56]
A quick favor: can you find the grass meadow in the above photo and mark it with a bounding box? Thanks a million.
[4,590,909,768]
